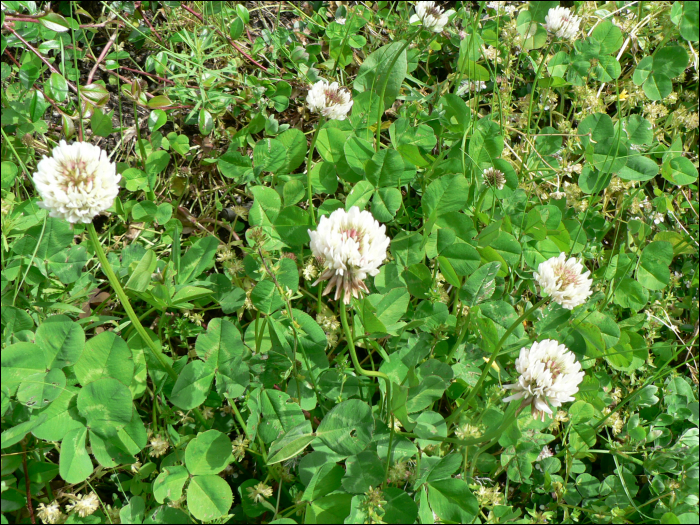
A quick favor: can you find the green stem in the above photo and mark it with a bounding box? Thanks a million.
[87,222,208,429]
[306,117,325,226]
[446,297,549,426]
[339,301,394,473]
[526,41,554,137]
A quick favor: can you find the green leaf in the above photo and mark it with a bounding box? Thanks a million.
[439,242,481,276]
[406,376,449,413]
[354,42,407,110]
[35,315,84,370]
[275,206,311,247]
[380,488,419,524]
[303,463,345,501]
[120,496,145,524]
[74,331,134,387]
[13,218,73,260]
[218,149,252,181]
[637,241,673,290]
[59,427,93,484]
[259,389,306,443]
[345,180,375,210]
[1,343,46,394]
[365,148,403,188]
[614,278,649,311]
[662,156,698,186]
[254,138,286,173]
[153,466,189,504]
[624,115,654,145]
[578,113,614,149]
[592,20,623,54]
[316,400,374,457]
[267,421,315,465]
[428,479,479,523]
[17,368,65,409]
[460,262,501,306]
[145,150,171,177]
[49,72,68,102]
[31,386,85,441]
[344,136,375,176]
[423,174,469,220]
[187,475,233,521]
[77,378,133,437]
[371,187,402,223]
[341,451,385,494]
[305,493,353,524]
[178,236,218,284]
[643,72,672,101]
[516,10,547,50]
[618,155,658,182]
[198,109,214,135]
[125,249,157,292]
[652,46,689,78]
[251,280,285,314]
[169,360,215,410]
[680,2,699,41]
[1,414,48,448]
[185,430,232,475]
[90,107,114,137]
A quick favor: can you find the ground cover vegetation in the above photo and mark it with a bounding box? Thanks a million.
[1,1,699,523]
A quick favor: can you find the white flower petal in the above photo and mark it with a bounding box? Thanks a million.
[308,207,390,304]
[502,339,585,420]
[32,141,120,224]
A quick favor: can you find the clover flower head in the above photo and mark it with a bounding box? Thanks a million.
[544,6,581,40]
[534,252,593,309]
[247,482,274,504]
[308,207,390,304]
[483,167,506,190]
[412,1,452,32]
[149,434,170,457]
[32,140,121,224]
[306,80,353,120]
[37,502,64,524]
[503,339,585,421]
[66,492,100,518]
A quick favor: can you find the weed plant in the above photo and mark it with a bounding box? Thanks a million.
[1,1,698,524]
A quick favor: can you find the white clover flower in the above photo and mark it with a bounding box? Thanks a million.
[37,502,63,524]
[306,80,353,120]
[336,17,346,25]
[457,80,488,95]
[537,446,554,461]
[247,482,274,504]
[411,1,453,32]
[32,140,121,224]
[544,6,581,40]
[534,253,593,309]
[308,207,390,304]
[652,212,665,224]
[503,339,585,421]
[483,167,506,190]
[66,492,100,518]
[149,434,170,457]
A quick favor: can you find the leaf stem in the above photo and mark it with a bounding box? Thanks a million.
[87,222,208,428]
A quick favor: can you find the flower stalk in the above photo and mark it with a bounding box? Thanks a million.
[305,116,324,226]
[87,222,208,428]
